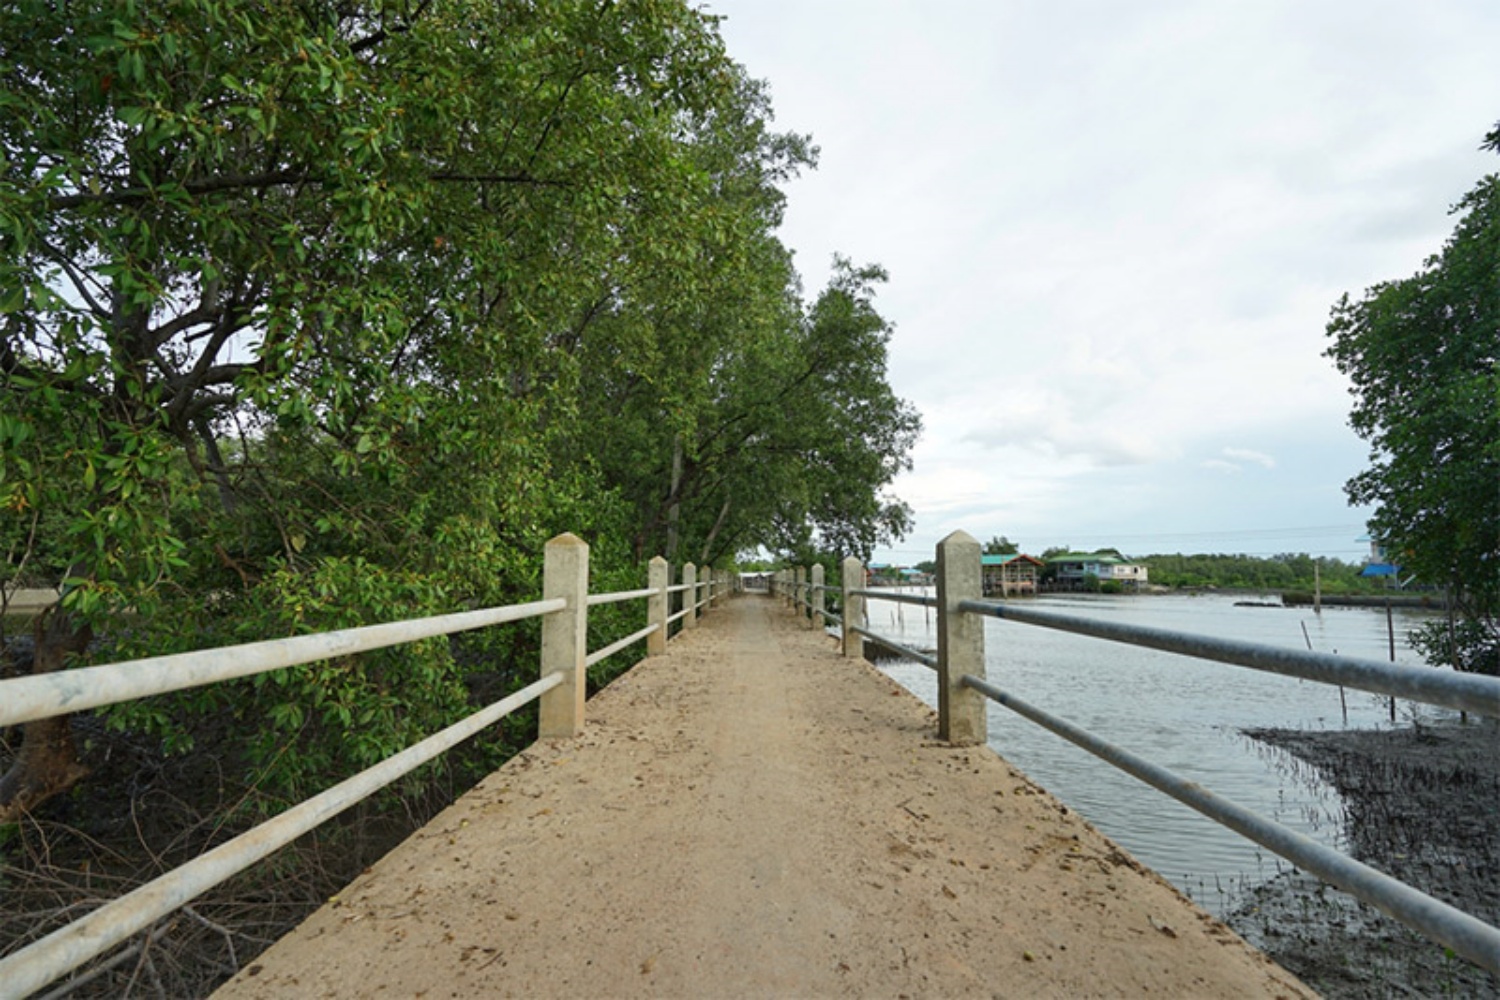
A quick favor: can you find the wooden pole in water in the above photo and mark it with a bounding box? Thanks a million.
[1386,596,1397,722]
[1314,559,1322,615]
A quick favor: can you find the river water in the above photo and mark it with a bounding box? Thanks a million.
[862,589,1449,917]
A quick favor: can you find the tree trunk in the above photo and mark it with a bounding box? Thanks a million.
[0,610,92,823]
[699,497,731,566]
[664,433,683,563]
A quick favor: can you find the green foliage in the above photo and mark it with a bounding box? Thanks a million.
[1,0,920,810]
[1326,171,1500,619]
[983,536,1019,556]
[1140,552,1375,592]
[1326,137,1499,671]
[1409,618,1500,677]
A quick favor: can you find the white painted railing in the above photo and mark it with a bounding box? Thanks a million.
[0,535,734,1000]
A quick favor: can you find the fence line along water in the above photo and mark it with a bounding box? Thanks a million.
[0,537,734,1000]
[773,534,1500,977]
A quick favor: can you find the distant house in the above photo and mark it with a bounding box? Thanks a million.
[1046,551,1148,590]
[981,553,1044,596]
[1357,536,1404,587]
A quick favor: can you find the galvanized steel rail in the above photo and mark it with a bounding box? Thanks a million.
[851,626,937,669]
[850,588,935,609]
[782,529,1500,978]
[961,674,1500,974]
[959,598,1500,718]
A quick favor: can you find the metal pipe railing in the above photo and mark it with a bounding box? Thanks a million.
[586,623,660,668]
[0,598,567,729]
[0,673,564,1000]
[958,598,1500,718]
[850,588,936,608]
[961,673,1500,975]
[587,587,658,607]
[851,626,937,669]
[2,541,726,998]
[830,532,1500,977]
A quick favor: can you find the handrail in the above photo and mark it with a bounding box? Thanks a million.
[958,598,1500,718]
[588,587,658,607]
[851,588,935,608]
[0,536,729,997]
[787,533,1500,978]
[0,599,566,729]
[851,626,935,668]
[961,674,1500,974]
[586,623,660,668]
[0,673,563,999]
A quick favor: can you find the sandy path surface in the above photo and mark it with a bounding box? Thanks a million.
[216,595,1311,999]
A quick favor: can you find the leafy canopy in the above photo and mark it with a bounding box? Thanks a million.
[1326,130,1499,672]
[0,0,921,806]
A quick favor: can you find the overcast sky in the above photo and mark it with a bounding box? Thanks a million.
[706,0,1499,565]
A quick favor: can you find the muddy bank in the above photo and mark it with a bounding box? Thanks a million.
[1235,721,1500,998]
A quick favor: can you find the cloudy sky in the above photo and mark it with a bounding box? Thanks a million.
[705,0,1499,566]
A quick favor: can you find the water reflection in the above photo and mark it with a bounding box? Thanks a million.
[865,589,1445,916]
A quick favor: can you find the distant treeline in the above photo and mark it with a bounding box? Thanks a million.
[1139,553,1381,593]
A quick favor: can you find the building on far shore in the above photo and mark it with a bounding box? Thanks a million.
[981,553,1044,596]
[1045,551,1149,591]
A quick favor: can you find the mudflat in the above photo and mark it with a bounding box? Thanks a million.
[215,595,1310,999]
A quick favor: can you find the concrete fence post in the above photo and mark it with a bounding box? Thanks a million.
[540,532,589,739]
[810,563,824,630]
[936,530,986,745]
[648,555,668,655]
[794,566,805,620]
[684,562,698,629]
[842,556,864,658]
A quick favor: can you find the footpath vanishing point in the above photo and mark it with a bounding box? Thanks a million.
[214,595,1311,998]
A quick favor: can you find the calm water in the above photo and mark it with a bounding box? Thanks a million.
[863,590,1448,916]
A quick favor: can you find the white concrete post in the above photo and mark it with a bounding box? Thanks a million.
[842,556,864,658]
[794,566,805,620]
[683,562,698,629]
[540,532,588,739]
[936,530,986,745]
[648,556,668,655]
[810,563,824,630]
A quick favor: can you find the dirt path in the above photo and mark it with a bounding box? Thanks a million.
[215,596,1310,998]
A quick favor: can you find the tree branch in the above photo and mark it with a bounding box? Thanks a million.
[47,170,312,211]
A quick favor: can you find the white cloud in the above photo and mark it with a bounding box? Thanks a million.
[709,0,1497,559]
[1222,448,1277,470]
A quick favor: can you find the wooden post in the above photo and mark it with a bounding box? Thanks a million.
[811,563,825,629]
[842,556,864,658]
[683,562,698,629]
[648,556,668,655]
[937,531,986,745]
[540,532,588,739]
[794,566,806,621]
